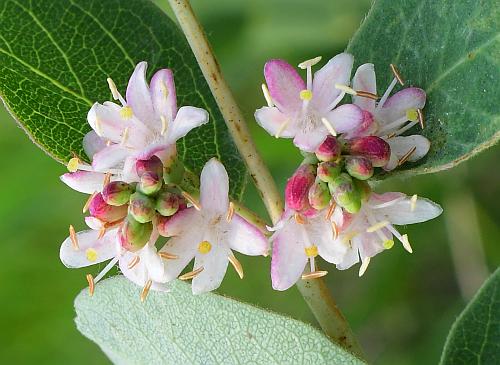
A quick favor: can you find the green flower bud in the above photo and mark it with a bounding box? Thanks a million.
[163,156,185,185]
[156,190,180,217]
[119,215,153,252]
[308,179,331,210]
[329,173,362,214]
[317,161,342,183]
[129,192,156,223]
[353,179,372,202]
[345,156,374,180]
[102,181,134,206]
[138,172,162,195]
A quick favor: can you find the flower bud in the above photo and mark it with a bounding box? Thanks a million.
[129,192,156,223]
[156,190,180,217]
[157,215,170,237]
[102,181,133,206]
[353,179,372,202]
[136,155,163,178]
[308,179,331,210]
[347,136,390,167]
[317,161,342,183]
[138,172,162,195]
[328,173,361,214]
[89,193,128,222]
[345,156,374,180]
[285,164,316,211]
[163,156,185,185]
[315,135,341,162]
[119,215,153,252]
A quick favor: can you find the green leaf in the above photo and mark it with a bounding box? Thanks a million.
[0,0,245,198]
[347,0,499,177]
[440,268,500,365]
[75,276,365,365]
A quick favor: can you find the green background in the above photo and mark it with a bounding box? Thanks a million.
[0,0,498,364]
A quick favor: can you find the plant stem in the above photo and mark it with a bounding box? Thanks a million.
[168,0,364,358]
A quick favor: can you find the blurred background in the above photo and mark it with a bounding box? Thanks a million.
[0,0,498,364]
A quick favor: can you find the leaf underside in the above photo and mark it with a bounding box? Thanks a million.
[347,0,499,178]
[75,276,365,365]
[440,268,499,365]
[0,0,246,198]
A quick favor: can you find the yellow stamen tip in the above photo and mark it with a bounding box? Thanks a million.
[86,248,98,262]
[67,157,80,172]
[120,106,134,119]
[304,245,318,257]
[383,239,394,249]
[406,108,419,122]
[198,240,212,254]
[299,89,313,101]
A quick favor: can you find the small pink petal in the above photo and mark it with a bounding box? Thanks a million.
[166,106,209,144]
[293,127,328,152]
[377,87,426,122]
[150,68,177,125]
[254,106,295,138]
[59,229,118,268]
[264,59,305,114]
[326,103,363,134]
[192,244,231,294]
[60,171,108,194]
[387,135,430,162]
[126,62,156,127]
[83,131,106,159]
[352,63,376,112]
[227,215,269,256]
[161,232,201,281]
[91,144,130,172]
[199,158,229,216]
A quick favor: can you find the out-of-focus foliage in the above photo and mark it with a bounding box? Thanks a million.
[0,1,498,364]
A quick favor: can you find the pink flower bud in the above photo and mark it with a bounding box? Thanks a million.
[136,155,163,178]
[347,136,391,167]
[157,215,171,237]
[308,179,331,210]
[138,172,162,195]
[119,215,153,252]
[89,193,128,223]
[102,181,133,206]
[129,192,156,223]
[285,164,315,211]
[317,161,341,183]
[156,191,181,217]
[345,156,374,180]
[315,135,341,162]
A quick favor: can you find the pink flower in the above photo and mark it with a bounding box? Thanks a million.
[349,63,430,170]
[158,159,269,294]
[255,54,364,152]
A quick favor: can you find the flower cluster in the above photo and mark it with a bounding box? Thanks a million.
[255,54,442,290]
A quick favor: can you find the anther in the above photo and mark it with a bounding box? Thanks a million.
[103,173,111,189]
[83,192,98,213]
[397,146,417,166]
[160,115,168,135]
[69,225,79,250]
[127,256,140,269]
[334,83,357,95]
[321,117,337,136]
[226,202,235,222]
[298,56,322,69]
[179,267,204,281]
[107,78,121,100]
[356,90,379,100]
[410,194,418,212]
[228,254,244,279]
[294,213,306,224]
[86,274,95,296]
[417,108,425,129]
[181,191,201,211]
[331,221,339,240]
[390,64,405,85]
[358,257,371,277]
[120,127,130,145]
[261,84,274,107]
[275,120,289,138]
[67,157,80,172]
[326,202,337,220]
[98,226,106,239]
[366,220,390,233]
[159,252,179,260]
[160,80,169,99]
[401,234,413,253]
[140,279,153,302]
[301,270,328,280]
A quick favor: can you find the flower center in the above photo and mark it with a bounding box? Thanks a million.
[299,89,313,101]
[304,245,318,257]
[120,106,134,119]
[198,240,212,254]
[86,248,98,262]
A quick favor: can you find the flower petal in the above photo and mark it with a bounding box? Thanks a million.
[311,53,354,113]
[335,245,359,270]
[227,215,269,256]
[352,63,376,112]
[91,144,130,172]
[373,193,443,225]
[166,106,209,144]
[140,243,167,283]
[376,87,426,123]
[356,231,388,260]
[270,219,308,291]
[83,131,106,159]
[126,61,156,127]
[200,158,229,215]
[60,171,108,194]
[119,250,169,291]
[387,135,430,162]
[150,68,177,125]
[160,234,199,281]
[254,106,296,138]
[60,229,118,268]
[158,208,201,237]
[264,59,305,114]
[293,127,328,152]
[326,103,363,134]
[308,217,347,264]
[191,244,230,294]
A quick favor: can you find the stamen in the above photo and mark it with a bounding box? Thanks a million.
[298,56,322,69]
[67,157,80,172]
[386,132,396,139]
[94,256,119,283]
[401,234,413,253]
[390,64,405,85]
[342,231,358,245]
[275,119,289,138]
[181,192,201,210]
[410,194,418,212]
[94,117,104,137]
[160,80,169,98]
[331,221,339,240]
[160,115,168,136]
[107,78,121,100]
[69,225,79,250]
[294,213,306,224]
[197,241,212,254]
[98,226,106,239]
[299,89,313,101]
[226,202,235,222]
[326,202,337,220]
[103,173,111,188]
[179,267,204,281]
[397,146,417,166]
[356,90,379,100]
[366,220,390,233]
[334,83,357,95]
[86,274,95,296]
[228,254,244,279]
[128,255,140,269]
[301,270,328,280]
[304,245,318,257]
[391,120,419,137]
[358,257,371,277]
[327,91,346,110]
[82,192,98,213]
[140,279,153,302]
[120,127,130,146]
[106,140,112,146]
[120,106,133,119]
[369,196,406,209]
[377,78,398,110]
[261,84,274,107]
[159,252,179,260]
[321,117,337,136]
[417,108,425,129]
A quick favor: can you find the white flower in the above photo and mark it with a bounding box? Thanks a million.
[255,54,364,152]
[335,192,442,276]
[350,63,430,170]
[158,158,269,294]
